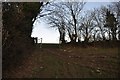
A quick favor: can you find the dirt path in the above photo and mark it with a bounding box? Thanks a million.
[3,47,119,78]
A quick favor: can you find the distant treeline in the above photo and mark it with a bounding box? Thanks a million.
[42,2,120,43]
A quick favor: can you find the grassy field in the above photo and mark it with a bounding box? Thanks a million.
[3,44,119,78]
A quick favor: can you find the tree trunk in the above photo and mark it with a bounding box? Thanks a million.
[111,27,117,41]
[71,9,77,43]
[58,28,65,44]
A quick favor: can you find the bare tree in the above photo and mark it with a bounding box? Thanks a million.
[46,14,66,43]
[43,1,85,43]
[62,2,85,42]
[42,2,66,43]
[79,11,95,42]
[92,7,109,41]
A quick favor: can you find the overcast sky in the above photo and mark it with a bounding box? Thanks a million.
[31,2,111,43]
